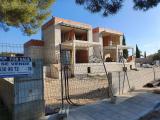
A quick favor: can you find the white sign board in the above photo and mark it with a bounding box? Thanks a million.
[0,57,33,78]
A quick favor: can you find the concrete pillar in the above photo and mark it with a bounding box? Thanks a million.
[120,35,123,45]
[99,33,103,59]
[87,29,92,42]
[88,29,93,58]
[55,25,61,64]
[43,24,55,64]
[72,41,76,64]
[116,47,119,62]
[93,32,102,58]
[71,42,75,76]
[108,72,116,104]
[132,48,134,57]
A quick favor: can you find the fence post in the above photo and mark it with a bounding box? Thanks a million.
[118,71,121,95]
[108,72,116,104]
[153,67,156,81]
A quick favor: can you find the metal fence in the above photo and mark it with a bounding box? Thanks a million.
[44,44,110,115]
[0,43,24,120]
[44,44,160,115]
[0,43,44,120]
[0,42,160,120]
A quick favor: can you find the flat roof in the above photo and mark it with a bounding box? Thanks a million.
[93,27,123,35]
[42,16,92,30]
[24,39,44,47]
[59,22,90,30]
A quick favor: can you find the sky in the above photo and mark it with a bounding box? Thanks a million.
[0,0,160,55]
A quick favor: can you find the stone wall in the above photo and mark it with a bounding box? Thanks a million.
[111,67,160,95]
[45,62,135,78]
[74,62,135,75]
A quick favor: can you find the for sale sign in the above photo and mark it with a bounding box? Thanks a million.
[0,57,33,78]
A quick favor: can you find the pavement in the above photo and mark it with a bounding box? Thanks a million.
[42,91,160,120]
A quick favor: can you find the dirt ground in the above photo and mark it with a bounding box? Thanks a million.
[44,75,109,109]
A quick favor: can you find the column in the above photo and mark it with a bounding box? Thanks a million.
[99,33,103,59]
[116,46,119,62]
[132,48,134,57]
[71,41,75,76]
[88,29,93,58]
[120,35,123,45]
[71,41,75,64]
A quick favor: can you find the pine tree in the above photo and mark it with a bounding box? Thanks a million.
[75,0,160,16]
[122,35,128,59]
[153,49,160,60]
[136,44,141,58]
[0,0,55,35]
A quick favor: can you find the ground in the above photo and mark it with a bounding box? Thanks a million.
[44,75,108,111]
[138,89,160,120]
[139,110,160,120]
[44,75,160,120]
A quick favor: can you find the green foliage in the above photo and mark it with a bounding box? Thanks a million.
[133,0,160,11]
[153,49,160,60]
[0,52,15,56]
[75,0,160,16]
[136,44,141,58]
[122,35,128,59]
[75,0,123,16]
[0,0,55,35]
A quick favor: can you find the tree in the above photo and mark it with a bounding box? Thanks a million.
[122,35,128,59]
[75,0,160,16]
[136,44,141,58]
[0,0,55,35]
[144,51,147,58]
[153,49,160,60]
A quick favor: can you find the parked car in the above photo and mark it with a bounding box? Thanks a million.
[142,64,153,68]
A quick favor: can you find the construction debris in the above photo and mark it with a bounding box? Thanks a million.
[89,55,102,63]
[144,80,160,88]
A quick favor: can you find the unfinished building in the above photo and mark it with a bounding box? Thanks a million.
[24,17,135,78]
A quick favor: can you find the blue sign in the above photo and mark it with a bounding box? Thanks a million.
[0,57,33,78]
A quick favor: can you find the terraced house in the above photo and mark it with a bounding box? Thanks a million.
[24,17,135,78]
